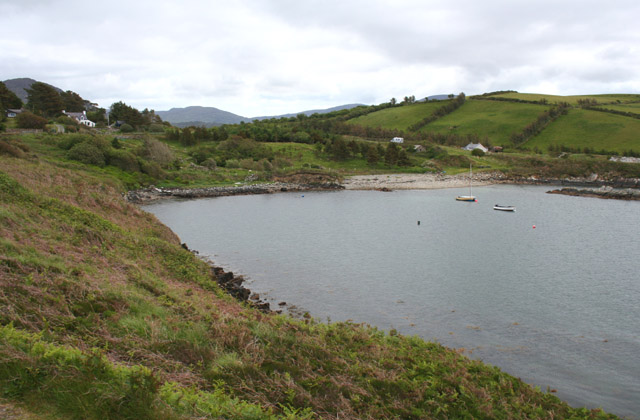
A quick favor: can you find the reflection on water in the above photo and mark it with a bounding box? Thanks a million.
[144,185,640,418]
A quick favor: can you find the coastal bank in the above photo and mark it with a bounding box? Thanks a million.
[127,171,640,203]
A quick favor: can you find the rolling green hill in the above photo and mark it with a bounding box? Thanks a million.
[416,99,549,146]
[340,93,640,153]
[347,100,446,130]
[523,107,640,153]
[596,102,640,113]
[486,92,640,105]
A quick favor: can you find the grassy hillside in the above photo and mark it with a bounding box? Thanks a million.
[0,133,621,419]
[596,102,640,113]
[417,99,549,145]
[347,101,446,130]
[487,92,640,105]
[338,93,640,154]
[524,108,640,153]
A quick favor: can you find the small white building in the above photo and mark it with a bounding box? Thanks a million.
[6,108,22,118]
[390,137,404,144]
[462,143,488,153]
[62,110,96,128]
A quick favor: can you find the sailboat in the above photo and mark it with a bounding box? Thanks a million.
[456,163,477,202]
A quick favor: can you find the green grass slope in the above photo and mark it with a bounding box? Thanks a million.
[524,108,640,153]
[596,102,640,113]
[488,92,640,105]
[418,99,549,145]
[0,135,620,419]
[345,99,550,146]
[347,101,446,130]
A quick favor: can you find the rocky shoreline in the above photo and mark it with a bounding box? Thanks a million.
[180,243,275,313]
[126,172,640,203]
[137,172,639,312]
[125,181,343,203]
[547,186,640,200]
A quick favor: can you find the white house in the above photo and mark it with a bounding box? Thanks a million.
[390,137,404,144]
[462,143,488,153]
[6,108,22,118]
[62,110,96,128]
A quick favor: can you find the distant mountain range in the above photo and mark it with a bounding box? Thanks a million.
[3,76,450,127]
[156,103,365,128]
[3,77,62,103]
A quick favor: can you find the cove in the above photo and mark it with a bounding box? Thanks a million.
[143,184,640,418]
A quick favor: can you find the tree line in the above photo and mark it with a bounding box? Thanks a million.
[509,103,570,146]
[408,93,466,131]
[473,95,551,106]
[579,105,640,120]
[0,81,23,130]
[1,81,164,131]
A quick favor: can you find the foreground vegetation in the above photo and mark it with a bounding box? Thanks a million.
[0,128,623,418]
[2,86,638,418]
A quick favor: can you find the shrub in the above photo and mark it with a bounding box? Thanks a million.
[107,149,140,172]
[225,159,239,168]
[261,159,273,172]
[139,138,174,168]
[56,116,78,126]
[67,142,106,166]
[58,134,93,150]
[16,111,48,129]
[291,131,312,144]
[202,158,217,170]
[239,158,259,170]
[139,159,166,179]
[148,124,164,133]
[119,123,134,133]
[0,139,26,158]
[272,157,291,169]
[471,148,485,157]
[190,146,216,165]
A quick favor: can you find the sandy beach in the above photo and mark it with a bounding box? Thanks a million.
[342,172,503,190]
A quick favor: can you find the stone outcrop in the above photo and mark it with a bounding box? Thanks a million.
[509,174,640,188]
[547,186,640,200]
[211,262,273,312]
[126,181,343,203]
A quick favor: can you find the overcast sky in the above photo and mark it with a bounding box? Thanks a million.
[2,0,639,117]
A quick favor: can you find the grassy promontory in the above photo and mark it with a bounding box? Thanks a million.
[0,134,622,419]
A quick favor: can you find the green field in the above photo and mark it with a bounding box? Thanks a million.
[347,100,445,130]
[489,92,640,105]
[525,108,640,152]
[596,102,640,113]
[419,99,548,145]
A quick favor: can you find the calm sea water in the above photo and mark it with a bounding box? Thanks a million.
[143,185,640,418]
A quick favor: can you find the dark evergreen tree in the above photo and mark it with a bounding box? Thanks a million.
[384,142,399,166]
[109,101,145,128]
[60,90,85,112]
[26,82,63,117]
[87,108,107,124]
[0,82,23,118]
[366,144,380,165]
[397,148,411,166]
[330,137,350,160]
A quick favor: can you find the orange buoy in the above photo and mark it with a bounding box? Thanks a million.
[532,225,536,229]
